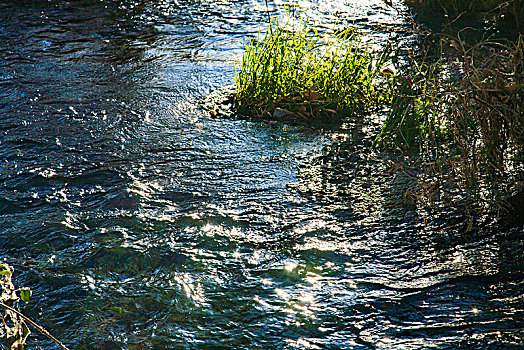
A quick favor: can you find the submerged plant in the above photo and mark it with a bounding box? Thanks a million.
[234,18,390,122]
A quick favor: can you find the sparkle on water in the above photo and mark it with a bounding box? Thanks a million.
[0,0,522,349]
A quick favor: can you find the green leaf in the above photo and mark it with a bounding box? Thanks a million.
[19,288,31,302]
[0,263,13,276]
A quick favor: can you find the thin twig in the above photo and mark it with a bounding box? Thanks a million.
[0,302,69,350]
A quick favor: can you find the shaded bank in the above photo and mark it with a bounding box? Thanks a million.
[225,1,523,219]
[406,0,523,33]
[0,0,522,348]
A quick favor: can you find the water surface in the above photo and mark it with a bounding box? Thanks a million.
[0,0,522,348]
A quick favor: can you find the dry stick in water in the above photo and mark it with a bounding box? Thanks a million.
[0,302,69,350]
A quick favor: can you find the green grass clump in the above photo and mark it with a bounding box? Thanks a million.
[374,59,443,151]
[234,18,389,122]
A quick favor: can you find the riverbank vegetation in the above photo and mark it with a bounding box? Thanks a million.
[234,18,391,122]
[1,263,69,350]
[233,4,524,215]
[406,0,523,30]
[1,263,30,349]
[375,33,523,211]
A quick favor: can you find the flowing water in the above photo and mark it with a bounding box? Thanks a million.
[0,0,522,348]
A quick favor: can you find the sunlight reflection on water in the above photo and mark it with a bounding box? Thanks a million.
[0,0,522,348]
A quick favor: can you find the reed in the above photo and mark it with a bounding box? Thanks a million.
[444,35,524,201]
[376,33,524,208]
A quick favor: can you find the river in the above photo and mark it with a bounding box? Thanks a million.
[0,0,522,348]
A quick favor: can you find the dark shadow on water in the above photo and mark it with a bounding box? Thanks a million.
[0,0,522,349]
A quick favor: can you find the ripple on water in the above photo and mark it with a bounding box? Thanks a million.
[0,0,522,349]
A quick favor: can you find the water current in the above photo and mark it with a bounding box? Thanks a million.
[0,0,522,348]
